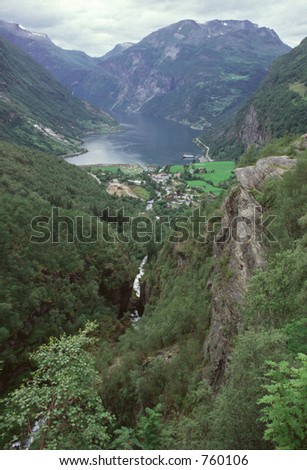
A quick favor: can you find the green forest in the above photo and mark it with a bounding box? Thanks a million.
[204,37,307,160]
[0,136,306,449]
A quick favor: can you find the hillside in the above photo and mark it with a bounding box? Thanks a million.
[204,37,307,159]
[0,20,98,88]
[0,141,145,393]
[74,19,290,128]
[0,36,119,155]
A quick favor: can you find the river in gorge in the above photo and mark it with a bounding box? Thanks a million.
[66,113,202,167]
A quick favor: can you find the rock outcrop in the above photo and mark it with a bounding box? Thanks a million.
[204,156,296,385]
[235,155,296,190]
[237,104,272,148]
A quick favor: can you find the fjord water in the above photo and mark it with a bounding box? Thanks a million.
[66,113,201,166]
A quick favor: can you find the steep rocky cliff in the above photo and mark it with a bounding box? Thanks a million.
[237,104,272,148]
[204,156,296,384]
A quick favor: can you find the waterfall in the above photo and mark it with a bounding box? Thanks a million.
[130,256,148,324]
[24,418,45,449]
[11,417,46,450]
[133,256,148,298]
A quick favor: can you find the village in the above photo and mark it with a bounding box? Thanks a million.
[86,160,235,212]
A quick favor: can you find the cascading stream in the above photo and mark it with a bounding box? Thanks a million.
[130,256,148,324]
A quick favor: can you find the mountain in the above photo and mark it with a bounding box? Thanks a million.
[100,42,134,61]
[0,19,290,130]
[0,36,119,155]
[74,19,290,128]
[205,37,307,159]
[0,20,98,88]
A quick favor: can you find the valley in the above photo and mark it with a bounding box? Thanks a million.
[0,19,290,133]
[0,12,306,453]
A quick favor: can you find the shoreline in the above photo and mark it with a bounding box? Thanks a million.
[61,125,123,160]
[61,148,88,159]
[79,162,155,171]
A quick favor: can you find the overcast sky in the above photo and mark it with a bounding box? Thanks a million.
[0,0,306,56]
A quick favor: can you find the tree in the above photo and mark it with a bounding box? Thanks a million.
[0,322,113,449]
[110,404,163,450]
[136,404,163,450]
[259,354,307,449]
[246,247,307,327]
[207,330,287,449]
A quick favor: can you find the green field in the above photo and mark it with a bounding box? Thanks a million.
[170,161,235,193]
[186,180,222,194]
[170,161,234,176]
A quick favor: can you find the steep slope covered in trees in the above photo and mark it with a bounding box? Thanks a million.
[0,20,98,88]
[0,36,118,155]
[0,142,143,394]
[204,37,307,159]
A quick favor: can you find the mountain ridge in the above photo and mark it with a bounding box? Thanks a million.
[0,20,99,88]
[74,19,290,128]
[0,18,291,130]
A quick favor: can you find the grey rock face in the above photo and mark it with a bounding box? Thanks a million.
[238,105,272,148]
[235,156,297,190]
[204,156,296,385]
